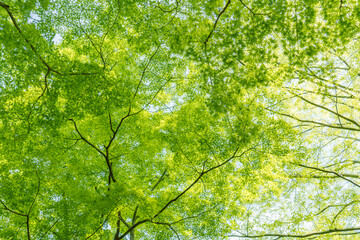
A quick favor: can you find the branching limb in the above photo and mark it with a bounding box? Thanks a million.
[116,219,151,240]
[233,226,360,238]
[105,148,117,183]
[0,2,58,73]
[204,0,231,46]
[114,212,121,240]
[0,2,98,76]
[0,173,41,240]
[295,163,360,188]
[68,119,106,158]
[105,74,171,161]
[152,146,253,219]
[105,75,171,151]
[0,199,27,217]
[116,147,253,239]
[130,206,138,240]
[77,23,106,70]
[265,108,360,132]
[288,91,360,129]
[331,201,357,227]
[118,211,130,228]
[69,119,116,183]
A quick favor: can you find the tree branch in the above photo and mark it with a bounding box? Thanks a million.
[239,0,267,16]
[0,199,27,217]
[130,76,172,116]
[116,147,253,239]
[234,226,360,238]
[289,92,360,129]
[39,215,63,240]
[68,119,106,158]
[0,2,98,76]
[295,163,360,189]
[151,221,181,240]
[134,46,161,99]
[204,0,231,46]
[151,169,168,191]
[265,108,360,132]
[85,206,116,239]
[152,146,252,219]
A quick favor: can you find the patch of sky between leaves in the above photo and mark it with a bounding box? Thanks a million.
[52,33,63,44]
[29,11,63,44]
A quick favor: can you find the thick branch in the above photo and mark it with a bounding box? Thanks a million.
[130,206,138,240]
[118,212,130,228]
[0,199,27,217]
[26,215,31,240]
[69,119,116,183]
[105,148,117,183]
[0,2,56,72]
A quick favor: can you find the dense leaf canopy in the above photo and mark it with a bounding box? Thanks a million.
[1,0,360,239]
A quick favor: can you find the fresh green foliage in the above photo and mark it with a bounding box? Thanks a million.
[0,0,359,239]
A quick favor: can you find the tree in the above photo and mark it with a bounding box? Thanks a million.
[0,0,359,239]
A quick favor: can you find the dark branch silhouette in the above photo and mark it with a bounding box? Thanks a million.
[234,226,360,238]
[204,0,231,46]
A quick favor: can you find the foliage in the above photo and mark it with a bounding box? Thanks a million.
[1,0,360,239]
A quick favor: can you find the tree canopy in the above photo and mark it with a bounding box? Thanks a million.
[1,0,360,239]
